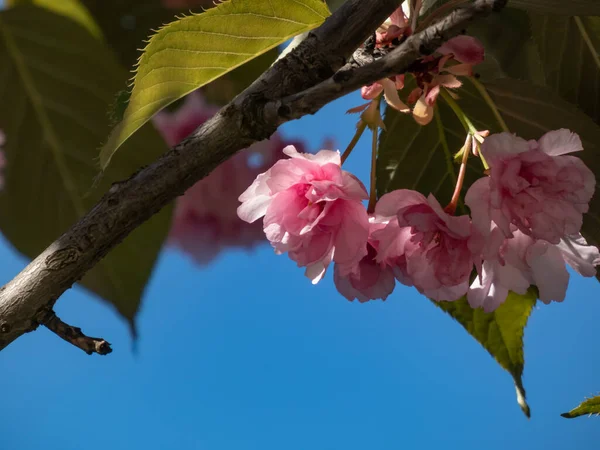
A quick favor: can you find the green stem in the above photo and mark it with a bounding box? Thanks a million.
[439,88,477,134]
[341,121,367,164]
[469,78,509,133]
[367,126,379,214]
[440,88,489,170]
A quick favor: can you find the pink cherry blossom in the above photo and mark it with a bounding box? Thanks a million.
[238,146,370,284]
[372,189,476,301]
[334,219,396,302]
[468,227,599,312]
[466,129,596,244]
[376,6,410,46]
[410,36,485,125]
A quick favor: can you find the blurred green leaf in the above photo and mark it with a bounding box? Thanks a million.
[0,5,172,325]
[562,395,600,418]
[6,0,103,39]
[81,0,180,69]
[509,0,600,15]
[433,290,537,417]
[100,0,331,169]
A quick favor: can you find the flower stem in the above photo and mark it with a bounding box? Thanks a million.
[445,134,472,215]
[341,121,368,164]
[367,125,379,214]
[440,88,477,134]
[440,88,489,170]
[469,78,509,132]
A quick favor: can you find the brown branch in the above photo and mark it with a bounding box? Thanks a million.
[270,0,507,122]
[0,0,506,352]
[44,311,112,355]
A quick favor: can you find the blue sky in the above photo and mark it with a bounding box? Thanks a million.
[1,89,600,449]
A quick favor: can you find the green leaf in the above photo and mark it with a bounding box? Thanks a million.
[6,0,103,39]
[433,290,537,417]
[0,5,172,325]
[562,395,600,418]
[100,0,331,169]
[508,0,600,15]
[530,15,600,123]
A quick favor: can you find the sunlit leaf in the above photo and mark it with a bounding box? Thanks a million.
[433,290,537,417]
[562,395,600,418]
[100,0,331,169]
[0,5,172,325]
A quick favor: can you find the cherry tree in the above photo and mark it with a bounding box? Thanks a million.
[0,0,599,419]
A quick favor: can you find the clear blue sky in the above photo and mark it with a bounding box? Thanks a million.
[1,90,600,449]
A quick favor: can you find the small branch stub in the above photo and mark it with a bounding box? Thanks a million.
[44,311,112,355]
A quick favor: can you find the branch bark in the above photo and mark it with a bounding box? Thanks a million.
[44,311,112,355]
[0,0,506,352]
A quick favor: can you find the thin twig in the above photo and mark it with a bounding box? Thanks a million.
[44,311,112,355]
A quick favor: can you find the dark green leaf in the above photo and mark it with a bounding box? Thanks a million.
[509,0,600,15]
[0,5,172,325]
[81,0,180,69]
[562,395,600,418]
[433,290,537,417]
[530,15,600,123]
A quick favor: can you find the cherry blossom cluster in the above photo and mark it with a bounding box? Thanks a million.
[237,129,599,310]
[358,7,486,126]
[153,92,308,264]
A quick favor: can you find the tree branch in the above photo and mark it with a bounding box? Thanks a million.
[0,0,505,352]
[44,311,112,355]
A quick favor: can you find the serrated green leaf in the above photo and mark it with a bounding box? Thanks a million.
[530,15,600,123]
[509,0,600,15]
[433,290,536,417]
[6,0,103,39]
[0,5,172,324]
[100,0,331,169]
[562,395,600,418]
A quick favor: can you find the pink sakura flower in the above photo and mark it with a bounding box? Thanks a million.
[376,6,410,47]
[333,219,396,302]
[468,227,600,312]
[153,91,303,264]
[409,36,484,125]
[466,129,596,245]
[238,146,370,284]
[372,189,476,301]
